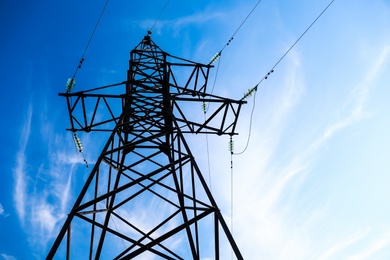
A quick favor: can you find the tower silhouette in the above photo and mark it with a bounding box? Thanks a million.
[47,35,245,259]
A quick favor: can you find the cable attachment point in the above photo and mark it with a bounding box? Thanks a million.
[264,69,274,80]
[202,101,207,113]
[73,132,89,168]
[73,133,83,153]
[210,51,221,64]
[228,136,234,155]
[66,78,76,92]
[242,85,258,100]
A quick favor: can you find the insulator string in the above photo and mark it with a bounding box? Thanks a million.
[73,132,89,168]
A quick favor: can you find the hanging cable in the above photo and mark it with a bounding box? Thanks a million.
[210,57,221,97]
[230,159,234,260]
[229,135,235,260]
[204,56,222,114]
[202,57,223,195]
[65,1,111,168]
[204,119,213,194]
[148,0,170,34]
[233,90,257,155]
[209,0,263,65]
[232,0,335,155]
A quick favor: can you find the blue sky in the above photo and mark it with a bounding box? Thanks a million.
[1,0,390,259]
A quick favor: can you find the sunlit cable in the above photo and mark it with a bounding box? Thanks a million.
[234,0,335,155]
[255,0,335,86]
[74,0,110,77]
[209,0,263,64]
[233,90,257,155]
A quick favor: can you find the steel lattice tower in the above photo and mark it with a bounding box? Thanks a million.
[47,35,246,259]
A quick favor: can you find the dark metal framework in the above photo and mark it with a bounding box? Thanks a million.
[48,36,245,259]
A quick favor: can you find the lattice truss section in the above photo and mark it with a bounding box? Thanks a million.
[63,36,244,135]
[48,36,245,259]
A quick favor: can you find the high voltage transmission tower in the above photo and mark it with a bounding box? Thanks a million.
[47,35,246,259]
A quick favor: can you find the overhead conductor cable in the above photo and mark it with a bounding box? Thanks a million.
[233,0,336,155]
[210,0,264,64]
[254,0,336,86]
[65,0,111,92]
[148,0,170,34]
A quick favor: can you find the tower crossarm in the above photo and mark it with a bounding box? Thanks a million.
[59,90,125,133]
[59,36,247,135]
[171,94,246,135]
[59,87,246,135]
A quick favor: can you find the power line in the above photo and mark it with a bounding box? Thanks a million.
[255,0,336,86]
[65,0,111,169]
[149,0,170,34]
[71,0,111,80]
[223,0,264,52]
[230,145,234,260]
[232,0,336,155]
[210,0,263,64]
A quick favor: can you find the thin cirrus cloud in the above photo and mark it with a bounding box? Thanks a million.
[0,253,17,260]
[317,227,390,259]
[3,1,390,259]
[348,228,390,259]
[203,50,309,257]
[322,44,390,141]
[137,8,228,35]
[214,24,390,259]
[12,100,79,250]
[316,227,371,259]
[13,104,32,225]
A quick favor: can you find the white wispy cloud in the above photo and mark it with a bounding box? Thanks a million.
[260,44,390,259]
[317,228,371,259]
[208,26,390,260]
[0,253,17,260]
[13,103,32,224]
[0,203,9,218]
[11,99,84,253]
[198,49,310,258]
[322,44,390,141]
[348,228,390,259]
[138,9,227,36]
